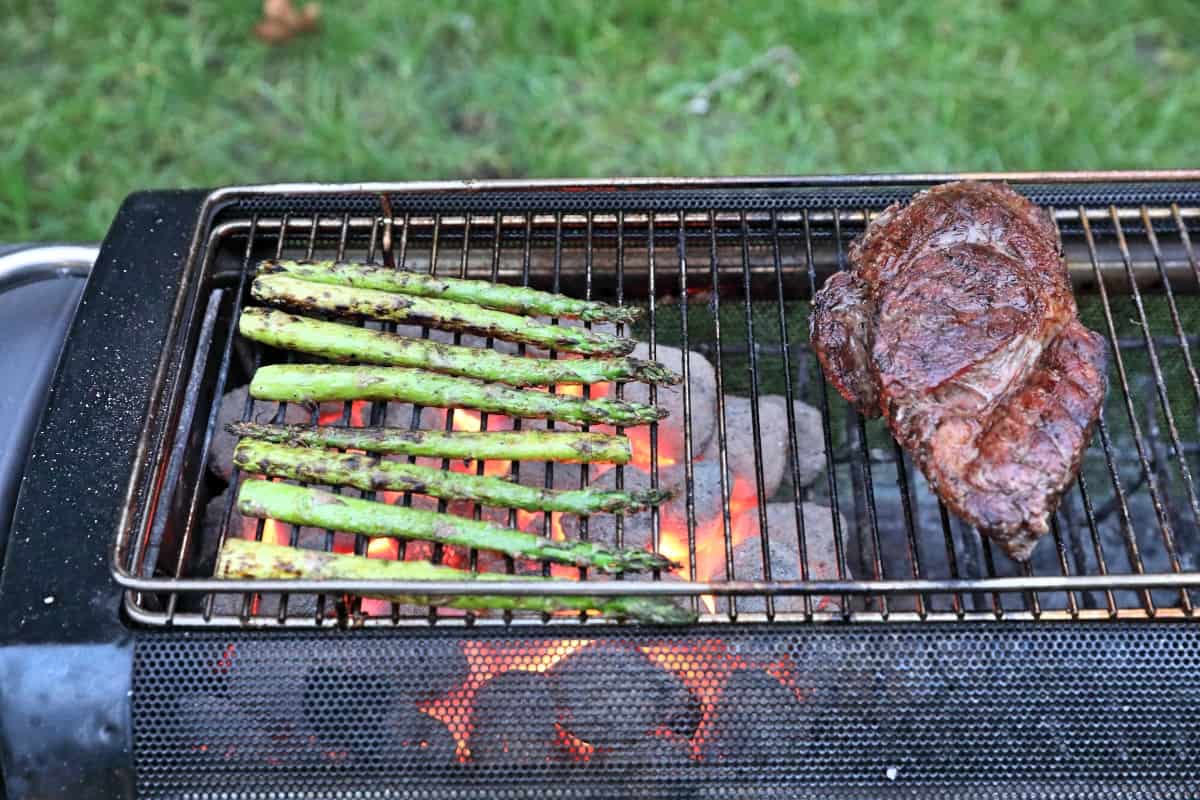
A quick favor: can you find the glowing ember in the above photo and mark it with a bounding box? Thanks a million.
[555,724,596,761]
[640,640,805,758]
[419,639,591,760]
[513,510,566,540]
[589,422,682,480]
[545,382,611,399]
[318,399,371,426]
[213,643,236,674]
[330,535,356,555]
[261,518,289,546]
[420,638,805,763]
[626,424,679,469]
[515,509,538,532]
[367,538,398,560]
[448,409,511,477]
[333,535,400,616]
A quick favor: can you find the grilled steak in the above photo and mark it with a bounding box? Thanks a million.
[810,181,1107,559]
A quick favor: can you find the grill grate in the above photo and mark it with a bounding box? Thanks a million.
[114,178,1200,627]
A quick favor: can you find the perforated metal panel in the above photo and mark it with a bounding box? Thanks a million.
[133,624,1200,798]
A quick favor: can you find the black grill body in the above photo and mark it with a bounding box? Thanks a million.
[1,179,1198,799]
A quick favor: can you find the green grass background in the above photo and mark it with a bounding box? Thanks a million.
[3,0,1199,241]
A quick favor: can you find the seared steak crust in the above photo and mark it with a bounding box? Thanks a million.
[810,181,1108,560]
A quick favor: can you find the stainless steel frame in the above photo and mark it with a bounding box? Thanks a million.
[112,172,1200,627]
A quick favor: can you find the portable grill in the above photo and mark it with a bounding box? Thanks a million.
[2,173,1198,799]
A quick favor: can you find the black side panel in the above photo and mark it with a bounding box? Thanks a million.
[0,274,87,557]
[0,190,206,799]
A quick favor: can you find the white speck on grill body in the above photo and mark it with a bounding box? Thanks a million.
[42,595,55,605]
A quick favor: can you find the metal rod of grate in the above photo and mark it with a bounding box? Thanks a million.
[116,190,1200,628]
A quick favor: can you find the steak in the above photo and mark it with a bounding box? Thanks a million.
[810,181,1107,560]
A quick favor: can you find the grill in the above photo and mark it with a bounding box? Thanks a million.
[5,173,1199,800]
[113,175,1200,626]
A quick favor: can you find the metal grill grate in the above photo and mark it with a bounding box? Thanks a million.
[114,177,1200,627]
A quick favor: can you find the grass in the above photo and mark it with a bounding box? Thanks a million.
[3,0,1200,241]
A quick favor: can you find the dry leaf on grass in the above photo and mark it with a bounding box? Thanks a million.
[255,0,321,44]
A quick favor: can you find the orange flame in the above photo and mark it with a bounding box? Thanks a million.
[533,381,611,400]
[626,424,680,469]
[367,538,398,560]
[262,518,289,546]
[589,417,683,482]
[653,477,759,614]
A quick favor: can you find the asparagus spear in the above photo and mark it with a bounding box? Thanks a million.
[252,273,636,356]
[234,439,670,515]
[260,259,641,324]
[238,307,679,386]
[217,539,695,624]
[229,421,633,464]
[249,364,667,427]
[236,479,674,573]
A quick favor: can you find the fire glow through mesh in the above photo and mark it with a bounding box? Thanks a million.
[133,624,1200,799]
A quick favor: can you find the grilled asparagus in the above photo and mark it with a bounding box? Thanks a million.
[260,259,641,324]
[217,539,695,624]
[238,307,678,386]
[234,439,670,515]
[252,273,635,356]
[228,421,633,463]
[236,479,674,573]
[248,364,667,427]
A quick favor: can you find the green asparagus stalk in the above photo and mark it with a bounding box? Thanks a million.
[217,539,696,624]
[238,307,679,386]
[248,364,667,427]
[229,421,632,463]
[234,439,670,516]
[260,259,641,324]
[252,273,636,356]
[236,479,675,573]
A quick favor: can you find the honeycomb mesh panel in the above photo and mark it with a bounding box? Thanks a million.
[215,181,1200,218]
[133,624,1200,799]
